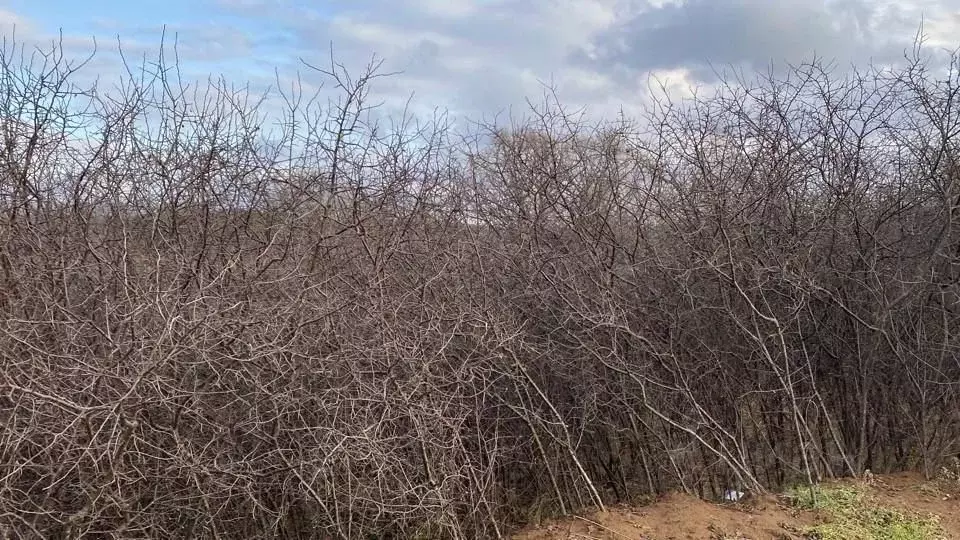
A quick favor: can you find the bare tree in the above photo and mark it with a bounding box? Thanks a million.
[0,34,958,539]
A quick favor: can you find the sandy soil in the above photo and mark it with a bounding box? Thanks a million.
[512,472,960,539]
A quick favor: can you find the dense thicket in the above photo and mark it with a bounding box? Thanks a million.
[1,38,959,539]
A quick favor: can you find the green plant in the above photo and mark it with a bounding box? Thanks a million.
[784,485,945,540]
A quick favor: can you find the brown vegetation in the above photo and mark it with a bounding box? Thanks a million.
[1,36,959,538]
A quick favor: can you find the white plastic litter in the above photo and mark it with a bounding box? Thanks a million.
[723,489,745,502]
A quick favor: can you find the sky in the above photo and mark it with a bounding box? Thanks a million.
[2,0,959,124]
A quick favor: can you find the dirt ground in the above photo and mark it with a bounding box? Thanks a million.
[512,472,960,539]
[858,472,960,538]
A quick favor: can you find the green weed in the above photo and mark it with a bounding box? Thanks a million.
[784,485,945,540]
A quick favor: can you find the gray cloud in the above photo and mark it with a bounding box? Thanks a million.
[268,0,630,120]
[3,0,957,125]
[575,0,939,83]
[254,0,958,122]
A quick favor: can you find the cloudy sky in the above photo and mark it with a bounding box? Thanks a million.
[2,0,959,123]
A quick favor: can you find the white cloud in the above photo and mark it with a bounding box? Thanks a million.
[1,0,957,127]
[0,9,33,38]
